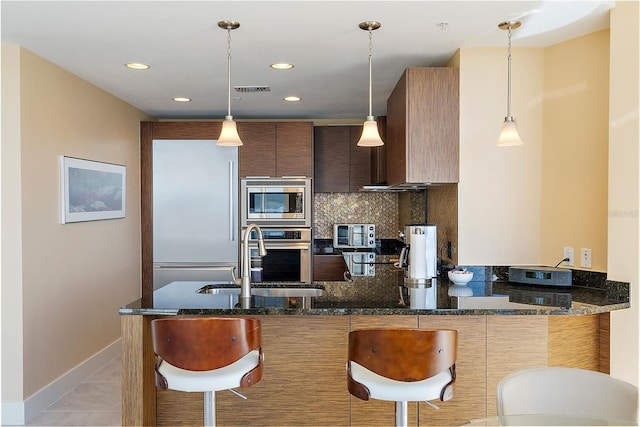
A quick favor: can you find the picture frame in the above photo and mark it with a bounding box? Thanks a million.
[60,156,126,223]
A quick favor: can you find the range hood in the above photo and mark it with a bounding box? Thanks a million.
[359,183,431,192]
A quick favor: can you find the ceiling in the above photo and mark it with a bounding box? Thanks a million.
[1,1,614,120]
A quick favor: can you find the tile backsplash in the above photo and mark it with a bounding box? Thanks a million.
[313,191,426,304]
[314,191,426,239]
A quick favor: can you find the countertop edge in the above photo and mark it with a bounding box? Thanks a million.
[118,301,630,316]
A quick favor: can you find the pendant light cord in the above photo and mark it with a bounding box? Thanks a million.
[367,26,373,118]
[226,27,232,117]
[506,26,512,119]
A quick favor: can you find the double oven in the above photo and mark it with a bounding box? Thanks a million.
[241,178,312,283]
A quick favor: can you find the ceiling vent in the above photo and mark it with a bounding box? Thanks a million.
[234,85,271,93]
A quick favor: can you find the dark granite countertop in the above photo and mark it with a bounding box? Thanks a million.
[119,278,629,316]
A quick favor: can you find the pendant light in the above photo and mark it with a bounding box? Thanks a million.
[217,20,243,146]
[357,21,384,147]
[497,20,523,147]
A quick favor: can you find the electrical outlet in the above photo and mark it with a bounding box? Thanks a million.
[563,247,574,266]
[581,248,592,268]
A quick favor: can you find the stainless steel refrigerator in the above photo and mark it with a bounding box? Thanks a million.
[152,139,238,290]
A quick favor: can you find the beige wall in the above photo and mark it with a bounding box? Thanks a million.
[608,1,639,387]
[2,45,26,403]
[541,30,609,272]
[456,4,637,386]
[1,46,151,401]
[457,34,611,272]
[457,47,544,265]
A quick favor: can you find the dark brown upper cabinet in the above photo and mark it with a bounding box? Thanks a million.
[238,122,313,178]
[276,122,313,177]
[314,122,386,193]
[386,67,459,185]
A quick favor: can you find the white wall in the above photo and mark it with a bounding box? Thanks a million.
[1,46,151,423]
[608,1,639,387]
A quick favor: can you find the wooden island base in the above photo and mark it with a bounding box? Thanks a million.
[122,313,608,426]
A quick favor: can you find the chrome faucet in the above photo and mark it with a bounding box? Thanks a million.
[240,223,267,309]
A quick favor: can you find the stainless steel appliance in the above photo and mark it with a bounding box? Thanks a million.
[152,139,238,290]
[333,224,376,248]
[342,252,376,277]
[241,178,312,228]
[398,224,438,309]
[244,227,312,283]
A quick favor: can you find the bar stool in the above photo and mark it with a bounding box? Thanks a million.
[347,328,458,427]
[151,317,263,427]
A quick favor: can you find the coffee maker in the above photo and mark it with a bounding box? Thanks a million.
[398,225,438,309]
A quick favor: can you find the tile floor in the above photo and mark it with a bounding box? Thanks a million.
[26,356,121,426]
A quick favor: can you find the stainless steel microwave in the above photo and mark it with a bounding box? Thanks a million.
[241,178,312,228]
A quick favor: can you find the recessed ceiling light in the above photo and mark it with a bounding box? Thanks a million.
[125,62,150,70]
[271,63,294,70]
[172,97,191,102]
[283,96,301,102]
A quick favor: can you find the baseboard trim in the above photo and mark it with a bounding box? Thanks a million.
[2,338,121,425]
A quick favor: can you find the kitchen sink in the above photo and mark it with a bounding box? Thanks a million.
[196,283,326,308]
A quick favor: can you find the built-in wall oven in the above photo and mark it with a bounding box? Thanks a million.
[241,177,312,228]
[245,228,312,283]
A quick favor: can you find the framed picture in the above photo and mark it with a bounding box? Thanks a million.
[60,156,126,223]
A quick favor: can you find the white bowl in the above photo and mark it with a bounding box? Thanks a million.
[448,270,473,285]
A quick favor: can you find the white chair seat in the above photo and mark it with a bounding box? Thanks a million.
[158,349,261,392]
[350,361,452,402]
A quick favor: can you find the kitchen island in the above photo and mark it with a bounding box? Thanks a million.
[120,279,629,426]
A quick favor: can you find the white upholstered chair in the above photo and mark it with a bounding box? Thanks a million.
[347,328,458,427]
[151,317,263,427]
[497,367,638,423]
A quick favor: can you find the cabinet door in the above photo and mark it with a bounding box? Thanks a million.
[238,122,276,177]
[386,71,409,187]
[276,122,313,177]
[314,126,350,192]
[406,67,459,183]
[349,126,371,192]
[313,255,349,281]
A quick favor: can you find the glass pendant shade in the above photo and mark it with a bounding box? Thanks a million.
[217,115,243,146]
[358,117,384,147]
[497,117,523,146]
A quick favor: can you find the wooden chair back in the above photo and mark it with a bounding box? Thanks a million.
[348,328,457,381]
[152,317,261,371]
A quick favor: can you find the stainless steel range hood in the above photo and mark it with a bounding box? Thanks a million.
[359,183,432,192]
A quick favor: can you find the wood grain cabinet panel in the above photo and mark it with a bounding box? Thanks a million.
[349,127,372,192]
[276,122,313,177]
[486,316,548,417]
[238,122,313,178]
[314,124,383,192]
[313,254,349,281]
[386,67,459,185]
[238,122,277,177]
[314,126,350,192]
[418,316,487,426]
[216,316,350,426]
